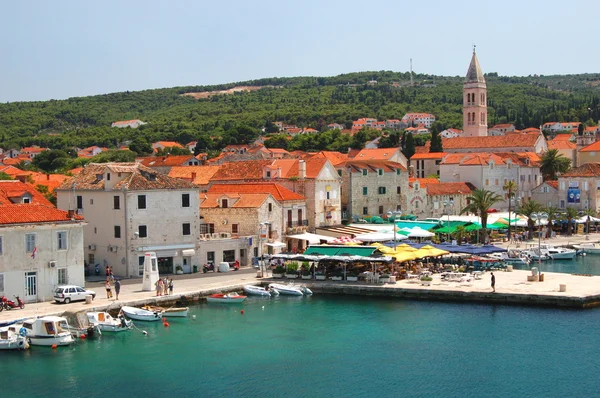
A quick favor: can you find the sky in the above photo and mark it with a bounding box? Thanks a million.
[1,0,598,102]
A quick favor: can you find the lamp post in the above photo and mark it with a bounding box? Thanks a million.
[443,199,454,243]
[258,222,270,277]
[387,210,402,246]
[530,212,548,268]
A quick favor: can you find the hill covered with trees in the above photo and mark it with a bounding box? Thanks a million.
[1,71,599,153]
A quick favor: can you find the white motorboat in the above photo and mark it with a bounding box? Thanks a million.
[63,311,100,338]
[206,293,247,303]
[269,283,305,296]
[489,251,530,266]
[121,306,163,322]
[243,285,279,297]
[539,244,577,260]
[22,316,74,346]
[573,242,600,254]
[0,323,29,350]
[142,305,189,317]
[87,312,132,332]
[522,248,550,261]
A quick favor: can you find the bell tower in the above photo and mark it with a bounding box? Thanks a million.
[463,47,488,137]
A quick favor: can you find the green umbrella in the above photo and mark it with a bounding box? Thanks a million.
[435,225,456,234]
[464,222,482,231]
[487,222,507,230]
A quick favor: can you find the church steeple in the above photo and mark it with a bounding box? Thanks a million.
[463,47,488,137]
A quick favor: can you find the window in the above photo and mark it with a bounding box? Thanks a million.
[362,187,368,195]
[268,203,273,212]
[138,256,145,276]
[0,236,2,255]
[107,173,111,181]
[485,179,489,186]
[138,195,146,209]
[266,171,271,178]
[232,224,239,234]
[58,268,68,285]
[584,181,589,190]
[0,273,3,292]
[138,225,148,238]
[415,201,420,209]
[113,195,120,210]
[76,195,83,209]
[207,223,215,234]
[223,250,235,263]
[378,187,386,194]
[337,169,342,176]
[362,207,368,215]
[182,223,191,236]
[397,186,401,194]
[378,205,384,214]
[221,199,228,208]
[495,179,499,186]
[57,231,68,250]
[378,169,383,176]
[560,181,565,190]
[25,233,36,253]
[396,169,401,175]
[114,226,121,239]
[326,191,331,200]
[182,193,190,208]
[362,169,368,176]
[90,198,94,205]
[560,200,565,209]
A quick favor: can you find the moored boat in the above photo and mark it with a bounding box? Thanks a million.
[489,251,530,266]
[206,293,247,303]
[87,311,132,332]
[22,316,74,346]
[63,311,99,338]
[573,242,600,254]
[142,305,189,317]
[540,244,577,260]
[243,285,279,297]
[0,323,29,350]
[268,283,304,296]
[121,306,163,322]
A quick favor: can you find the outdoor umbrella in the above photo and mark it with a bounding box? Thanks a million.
[330,236,363,244]
[434,225,456,234]
[408,227,436,238]
[464,222,482,231]
[414,245,450,258]
[394,251,419,262]
[355,231,407,243]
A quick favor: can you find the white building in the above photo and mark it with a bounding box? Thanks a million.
[111,119,146,128]
[401,113,436,128]
[56,163,203,278]
[440,128,462,138]
[0,181,85,303]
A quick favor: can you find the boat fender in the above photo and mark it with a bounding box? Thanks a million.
[241,310,244,315]
[51,344,58,349]
[163,322,169,327]
[80,334,86,340]
[19,327,27,337]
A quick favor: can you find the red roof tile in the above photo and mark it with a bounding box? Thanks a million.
[579,141,600,152]
[341,160,406,172]
[410,152,447,160]
[168,165,221,185]
[548,140,576,150]
[0,181,54,206]
[409,178,440,188]
[139,155,197,167]
[561,163,600,177]
[440,135,540,150]
[208,183,304,201]
[0,204,83,225]
[426,182,475,196]
[200,193,270,209]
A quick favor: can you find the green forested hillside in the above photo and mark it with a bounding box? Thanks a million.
[1,71,599,151]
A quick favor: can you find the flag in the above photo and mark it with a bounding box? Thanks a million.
[31,247,37,259]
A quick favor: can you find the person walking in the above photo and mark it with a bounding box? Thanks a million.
[109,267,115,283]
[491,272,496,293]
[163,277,169,295]
[155,278,162,296]
[114,279,121,300]
[105,279,112,299]
[168,278,173,295]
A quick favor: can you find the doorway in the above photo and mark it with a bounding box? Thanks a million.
[25,271,37,302]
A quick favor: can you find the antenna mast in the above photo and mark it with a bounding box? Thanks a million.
[410,58,414,87]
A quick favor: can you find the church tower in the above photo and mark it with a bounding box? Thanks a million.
[463,47,488,137]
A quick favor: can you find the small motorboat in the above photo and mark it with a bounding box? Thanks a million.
[206,293,247,303]
[121,306,163,322]
[489,251,530,266]
[573,242,600,254]
[268,283,304,296]
[63,311,99,338]
[243,285,279,297]
[22,316,74,346]
[87,312,132,332]
[540,244,577,260]
[0,323,29,350]
[142,305,189,317]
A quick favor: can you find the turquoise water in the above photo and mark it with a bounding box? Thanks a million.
[513,253,600,275]
[2,295,600,398]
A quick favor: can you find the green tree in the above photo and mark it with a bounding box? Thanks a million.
[562,207,579,236]
[0,172,13,180]
[540,149,571,180]
[503,180,518,239]
[129,138,153,155]
[264,134,289,150]
[517,199,544,240]
[264,121,280,134]
[403,133,416,159]
[460,189,503,243]
[430,126,443,152]
[32,149,73,173]
[155,146,191,156]
[583,208,597,235]
[92,150,137,163]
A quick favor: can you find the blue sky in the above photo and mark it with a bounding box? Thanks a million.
[1,0,598,102]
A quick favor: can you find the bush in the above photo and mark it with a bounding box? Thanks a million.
[420,276,433,281]
[274,266,285,274]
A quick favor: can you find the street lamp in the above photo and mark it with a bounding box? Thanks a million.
[258,222,270,277]
[443,199,454,243]
[530,212,548,268]
[387,210,402,246]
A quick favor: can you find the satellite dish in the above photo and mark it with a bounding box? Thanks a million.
[222,219,228,225]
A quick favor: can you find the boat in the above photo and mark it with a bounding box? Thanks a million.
[268,283,304,296]
[522,248,550,261]
[206,293,247,303]
[243,285,279,297]
[0,323,29,350]
[121,306,163,322]
[489,251,530,266]
[87,312,133,332]
[142,305,189,317]
[572,242,600,254]
[539,244,577,260]
[63,311,100,338]
[22,316,74,346]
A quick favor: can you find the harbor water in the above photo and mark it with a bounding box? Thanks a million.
[2,293,600,398]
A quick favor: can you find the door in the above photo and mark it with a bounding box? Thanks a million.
[240,249,247,267]
[24,271,37,302]
[287,210,292,228]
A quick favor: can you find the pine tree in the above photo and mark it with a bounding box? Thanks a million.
[404,133,416,159]
[430,126,443,152]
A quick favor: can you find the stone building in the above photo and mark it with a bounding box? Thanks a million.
[405,178,474,219]
[410,152,447,178]
[463,48,488,137]
[531,181,559,208]
[557,163,600,211]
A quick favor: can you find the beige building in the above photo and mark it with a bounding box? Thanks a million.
[577,139,600,167]
[410,152,446,178]
[557,163,600,211]
[531,181,559,208]
[405,178,474,219]
[463,49,487,137]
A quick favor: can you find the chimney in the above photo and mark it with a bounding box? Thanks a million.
[191,172,197,182]
[46,174,50,181]
[298,160,306,180]
[16,175,27,183]
[67,209,75,219]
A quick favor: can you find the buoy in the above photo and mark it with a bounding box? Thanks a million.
[262,306,265,310]
[51,344,58,349]
[142,331,148,335]
[241,310,245,315]
[163,322,170,327]
[192,315,196,319]
[80,334,86,340]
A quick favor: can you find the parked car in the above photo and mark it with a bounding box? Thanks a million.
[54,285,96,304]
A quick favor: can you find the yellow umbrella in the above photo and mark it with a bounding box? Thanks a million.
[394,251,419,262]
[372,243,397,254]
[394,243,418,252]
[414,245,449,259]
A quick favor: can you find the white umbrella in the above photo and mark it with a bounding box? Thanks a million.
[354,232,408,242]
[575,216,600,223]
[408,227,435,238]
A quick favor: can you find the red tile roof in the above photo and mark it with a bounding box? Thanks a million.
[208,183,304,201]
[210,158,330,181]
[561,163,600,177]
[426,182,475,196]
[551,134,574,142]
[153,141,184,148]
[0,181,55,206]
[409,178,440,188]
[348,148,401,161]
[0,204,83,225]
[410,152,447,160]
[309,151,349,166]
[139,155,197,167]
[441,152,541,167]
[200,193,270,209]
[168,165,221,185]
[547,140,576,150]
[341,160,406,172]
[440,134,540,150]
[579,141,600,152]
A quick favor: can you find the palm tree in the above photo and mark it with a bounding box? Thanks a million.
[540,149,571,180]
[562,207,579,236]
[543,205,560,238]
[503,180,518,240]
[583,208,597,235]
[517,200,544,240]
[460,189,503,243]
[453,225,467,245]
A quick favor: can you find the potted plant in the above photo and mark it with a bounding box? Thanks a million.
[315,271,326,280]
[420,275,433,286]
[331,271,344,281]
[286,261,299,279]
[379,273,391,283]
[346,271,359,282]
[273,266,285,278]
[175,265,184,275]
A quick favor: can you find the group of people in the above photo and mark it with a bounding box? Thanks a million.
[155,277,174,296]
[105,277,121,300]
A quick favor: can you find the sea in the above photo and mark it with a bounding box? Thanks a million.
[2,256,600,398]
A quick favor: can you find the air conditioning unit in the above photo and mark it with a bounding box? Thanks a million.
[88,244,96,251]
[211,233,219,239]
[204,233,212,240]
[48,261,57,268]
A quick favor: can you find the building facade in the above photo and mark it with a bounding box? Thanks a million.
[463,49,488,137]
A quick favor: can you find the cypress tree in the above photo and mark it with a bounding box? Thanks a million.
[404,133,416,159]
[430,126,443,152]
